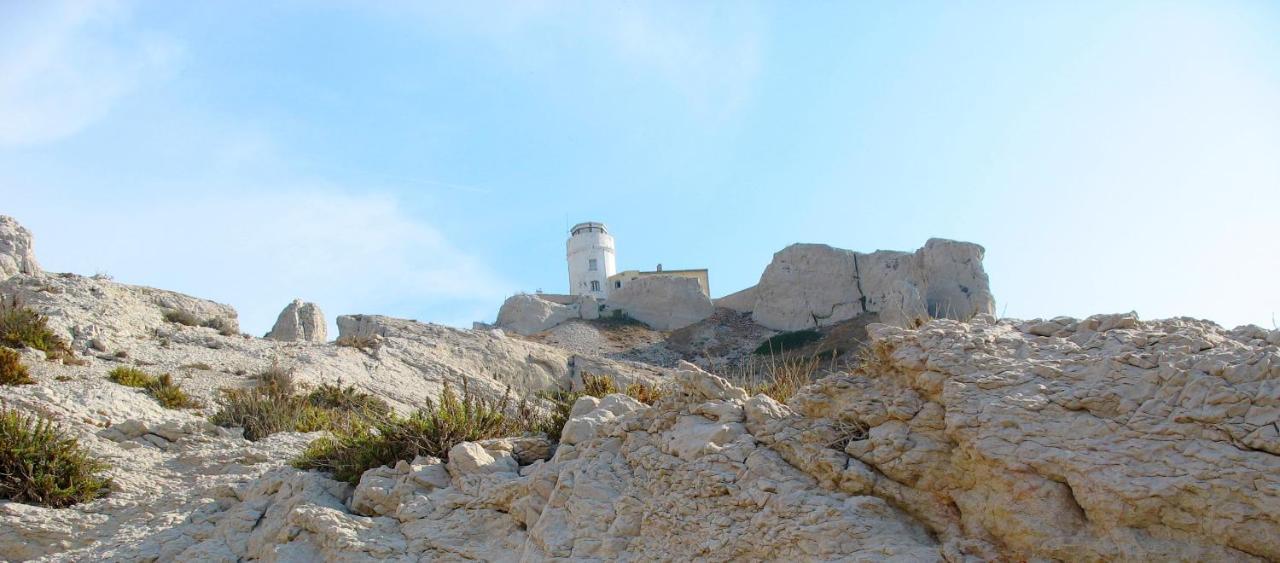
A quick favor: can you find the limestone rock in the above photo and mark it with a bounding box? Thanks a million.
[750,239,994,331]
[495,293,577,335]
[265,299,327,342]
[0,215,40,279]
[605,276,714,331]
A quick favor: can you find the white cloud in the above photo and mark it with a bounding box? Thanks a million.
[0,0,180,147]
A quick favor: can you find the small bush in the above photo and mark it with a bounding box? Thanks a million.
[201,317,237,337]
[729,352,827,403]
[624,381,664,405]
[106,367,199,409]
[294,381,539,484]
[0,405,112,508]
[162,309,202,327]
[147,374,200,409]
[581,372,618,397]
[753,329,823,355]
[0,297,73,361]
[0,348,33,385]
[211,370,391,441]
[107,366,152,387]
[593,310,646,328]
[335,335,378,350]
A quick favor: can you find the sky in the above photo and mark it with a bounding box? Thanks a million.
[2,0,1278,336]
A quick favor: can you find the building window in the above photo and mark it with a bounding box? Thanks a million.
[591,280,601,292]
[615,281,621,288]
[588,259,597,271]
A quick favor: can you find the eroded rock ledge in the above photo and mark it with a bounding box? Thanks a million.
[130,314,1278,561]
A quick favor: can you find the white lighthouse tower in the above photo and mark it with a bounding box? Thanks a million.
[567,221,616,298]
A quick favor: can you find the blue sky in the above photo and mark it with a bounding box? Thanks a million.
[2,1,1278,335]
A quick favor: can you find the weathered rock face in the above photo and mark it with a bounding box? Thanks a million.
[0,215,40,279]
[0,272,240,352]
[265,299,327,342]
[606,276,715,331]
[750,239,994,331]
[712,284,756,313]
[495,293,579,335]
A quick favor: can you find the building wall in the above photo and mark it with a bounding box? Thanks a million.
[608,269,709,297]
[566,222,616,299]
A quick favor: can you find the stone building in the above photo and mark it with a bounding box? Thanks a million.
[566,221,709,299]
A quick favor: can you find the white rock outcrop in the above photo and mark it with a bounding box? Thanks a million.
[750,238,994,331]
[605,276,715,331]
[265,299,327,342]
[0,215,40,279]
[495,293,578,335]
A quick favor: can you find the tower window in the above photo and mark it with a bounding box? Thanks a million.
[591,280,601,292]
[588,259,598,271]
[615,281,621,288]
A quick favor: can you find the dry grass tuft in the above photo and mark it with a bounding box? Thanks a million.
[0,348,33,386]
[106,366,200,409]
[210,367,391,441]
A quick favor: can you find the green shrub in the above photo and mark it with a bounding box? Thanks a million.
[146,374,200,409]
[162,310,201,327]
[534,374,665,441]
[593,310,646,328]
[107,366,153,388]
[200,317,237,337]
[107,366,151,387]
[753,329,823,355]
[294,381,538,484]
[0,297,73,361]
[211,370,390,441]
[0,348,33,385]
[106,367,199,409]
[0,405,112,508]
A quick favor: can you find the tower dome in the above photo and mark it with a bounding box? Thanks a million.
[567,221,616,298]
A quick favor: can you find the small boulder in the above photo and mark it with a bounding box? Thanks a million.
[266,299,327,342]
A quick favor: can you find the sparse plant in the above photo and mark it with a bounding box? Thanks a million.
[107,366,152,388]
[335,335,379,350]
[294,380,542,484]
[201,317,237,337]
[581,372,619,397]
[114,350,128,359]
[211,369,391,441]
[0,348,33,385]
[0,297,74,361]
[593,310,646,328]
[106,367,199,409]
[162,309,202,327]
[730,351,828,403]
[624,381,665,405]
[0,405,112,508]
[180,362,213,371]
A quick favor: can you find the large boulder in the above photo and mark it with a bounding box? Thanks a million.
[495,294,578,336]
[0,216,40,279]
[605,276,714,331]
[713,285,757,313]
[750,239,994,331]
[265,299,327,342]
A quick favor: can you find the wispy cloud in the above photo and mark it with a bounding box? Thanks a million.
[0,0,181,147]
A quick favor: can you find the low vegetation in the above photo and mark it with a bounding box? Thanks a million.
[107,366,200,409]
[162,310,237,336]
[0,297,74,361]
[162,309,202,327]
[536,373,665,441]
[592,310,646,328]
[0,347,33,385]
[753,329,823,355]
[294,380,542,484]
[335,335,379,350]
[728,351,832,403]
[210,367,391,441]
[0,405,112,508]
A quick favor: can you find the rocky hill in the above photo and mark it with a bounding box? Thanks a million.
[0,216,1276,561]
